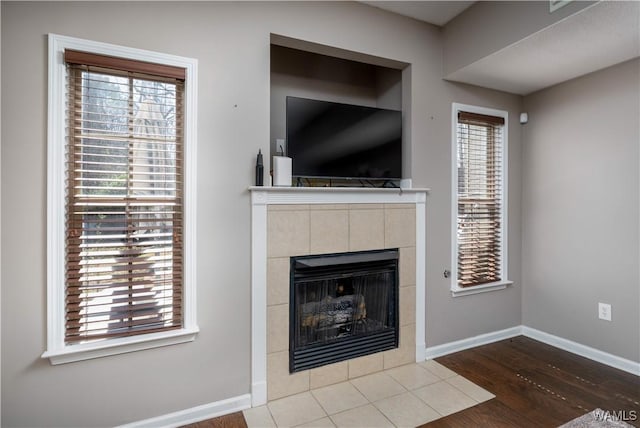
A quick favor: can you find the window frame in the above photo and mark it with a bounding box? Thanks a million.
[44,34,199,364]
[450,103,512,297]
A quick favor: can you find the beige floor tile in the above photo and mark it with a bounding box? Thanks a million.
[413,380,478,416]
[261,359,491,426]
[446,375,495,403]
[419,359,459,379]
[385,363,441,390]
[243,405,276,428]
[268,391,327,427]
[267,351,309,401]
[311,382,369,415]
[329,404,394,428]
[373,391,441,427]
[294,416,336,428]
[349,372,406,403]
[310,361,348,389]
[348,353,383,379]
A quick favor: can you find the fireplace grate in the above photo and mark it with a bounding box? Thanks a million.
[291,329,397,372]
[290,249,398,373]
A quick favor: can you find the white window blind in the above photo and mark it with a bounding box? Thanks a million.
[456,111,505,288]
[65,51,185,343]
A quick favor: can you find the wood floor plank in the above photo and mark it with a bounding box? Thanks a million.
[179,412,247,428]
[436,344,576,425]
[430,336,639,428]
[422,399,531,428]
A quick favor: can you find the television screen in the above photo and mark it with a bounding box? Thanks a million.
[286,97,402,181]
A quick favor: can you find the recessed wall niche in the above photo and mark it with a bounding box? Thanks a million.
[269,39,406,172]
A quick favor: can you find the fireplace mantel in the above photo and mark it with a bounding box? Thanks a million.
[249,185,429,205]
[249,186,429,406]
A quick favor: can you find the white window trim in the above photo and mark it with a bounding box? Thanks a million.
[43,34,199,364]
[450,103,512,297]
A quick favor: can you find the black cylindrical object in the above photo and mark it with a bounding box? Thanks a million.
[255,149,264,186]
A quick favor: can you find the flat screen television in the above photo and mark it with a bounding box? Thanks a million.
[286,96,402,182]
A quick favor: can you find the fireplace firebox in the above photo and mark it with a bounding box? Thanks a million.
[289,249,399,373]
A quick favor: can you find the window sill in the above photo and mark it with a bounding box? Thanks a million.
[451,280,513,297]
[42,327,199,365]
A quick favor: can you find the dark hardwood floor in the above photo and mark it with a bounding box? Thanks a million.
[182,412,248,428]
[421,336,640,427]
[183,336,639,428]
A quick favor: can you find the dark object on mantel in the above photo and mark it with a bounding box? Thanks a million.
[255,149,264,186]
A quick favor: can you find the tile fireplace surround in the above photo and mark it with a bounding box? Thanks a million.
[250,186,428,407]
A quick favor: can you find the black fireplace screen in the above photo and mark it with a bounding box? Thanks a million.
[290,249,399,372]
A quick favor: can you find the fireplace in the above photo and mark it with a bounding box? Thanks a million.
[250,188,426,405]
[290,249,399,373]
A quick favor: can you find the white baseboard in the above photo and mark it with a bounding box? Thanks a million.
[121,325,639,427]
[522,326,640,376]
[425,326,522,359]
[117,393,252,428]
[424,325,639,377]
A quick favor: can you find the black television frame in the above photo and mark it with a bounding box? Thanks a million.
[285,96,402,184]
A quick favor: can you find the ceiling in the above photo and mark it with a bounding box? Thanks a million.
[363,1,640,95]
[362,1,475,26]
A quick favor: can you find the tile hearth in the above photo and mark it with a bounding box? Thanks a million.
[242,360,494,427]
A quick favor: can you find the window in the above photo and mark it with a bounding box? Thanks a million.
[44,34,198,364]
[451,104,511,296]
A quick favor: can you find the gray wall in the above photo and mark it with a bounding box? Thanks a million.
[1,2,523,426]
[442,0,595,76]
[269,45,401,159]
[521,59,640,362]
[419,81,523,346]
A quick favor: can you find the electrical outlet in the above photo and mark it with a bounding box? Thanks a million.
[598,302,612,321]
